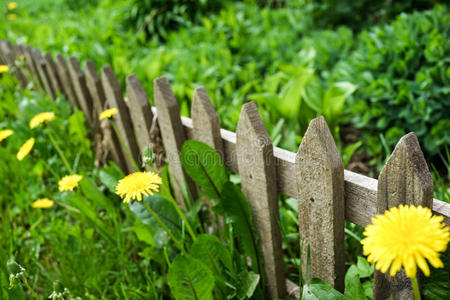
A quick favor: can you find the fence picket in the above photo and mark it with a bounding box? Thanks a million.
[101,66,140,173]
[67,56,94,126]
[191,87,224,156]
[126,74,153,153]
[0,41,28,88]
[32,49,56,100]
[44,53,64,96]
[85,60,106,116]
[295,116,345,292]
[23,46,43,92]
[236,101,286,299]
[153,76,197,203]
[55,54,77,108]
[373,132,433,300]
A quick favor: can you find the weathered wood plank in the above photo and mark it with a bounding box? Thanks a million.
[163,110,449,228]
[55,54,77,108]
[153,76,197,203]
[373,132,433,300]
[236,101,286,299]
[44,53,64,96]
[84,60,127,171]
[126,74,153,153]
[102,66,140,173]
[191,87,224,156]
[32,49,56,100]
[295,116,345,292]
[23,46,44,92]
[0,41,28,88]
[85,59,106,115]
[68,56,94,126]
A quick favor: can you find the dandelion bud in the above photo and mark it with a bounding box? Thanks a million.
[7,259,24,275]
[141,146,155,167]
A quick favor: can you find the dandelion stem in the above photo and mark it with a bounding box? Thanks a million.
[142,200,183,250]
[167,196,196,241]
[411,276,421,300]
[39,158,59,181]
[23,279,39,300]
[46,130,73,173]
[109,120,140,171]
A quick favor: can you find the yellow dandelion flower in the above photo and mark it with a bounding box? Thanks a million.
[32,198,54,209]
[0,129,14,142]
[0,65,9,73]
[8,2,18,10]
[19,55,24,61]
[99,108,118,121]
[115,171,162,203]
[58,174,83,192]
[30,112,56,129]
[361,204,449,278]
[7,14,16,21]
[17,138,35,161]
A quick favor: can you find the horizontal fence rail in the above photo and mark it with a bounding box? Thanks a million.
[1,39,449,300]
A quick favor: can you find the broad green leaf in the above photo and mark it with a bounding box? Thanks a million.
[168,256,215,300]
[344,265,366,300]
[356,256,374,278]
[301,278,347,300]
[129,194,182,248]
[302,76,324,113]
[278,67,314,118]
[220,182,262,275]
[236,271,260,299]
[79,176,113,211]
[133,222,155,247]
[181,140,228,199]
[96,162,124,193]
[190,234,233,272]
[323,82,356,121]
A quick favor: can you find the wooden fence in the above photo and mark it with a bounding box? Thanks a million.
[1,39,449,300]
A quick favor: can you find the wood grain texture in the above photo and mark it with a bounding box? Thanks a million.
[191,87,224,156]
[0,41,28,88]
[32,49,55,100]
[153,76,197,204]
[373,132,433,300]
[84,60,127,171]
[126,74,153,153]
[68,56,94,126]
[55,54,77,108]
[170,111,450,227]
[44,53,64,96]
[102,66,140,173]
[295,116,345,292]
[236,101,286,299]
[85,59,106,115]
[23,46,44,91]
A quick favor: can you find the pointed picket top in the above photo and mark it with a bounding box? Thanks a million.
[102,65,140,173]
[236,101,286,299]
[153,76,197,203]
[295,116,345,292]
[191,87,223,156]
[32,49,55,100]
[373,132,433,300]
[44,53,64,95]
[68,56,94,125]
[377,132,433,211]
[126,74,153,153]
[85,59,106,116]
[55,54,77,108]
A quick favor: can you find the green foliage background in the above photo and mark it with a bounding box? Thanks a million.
[0,0,449,298]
